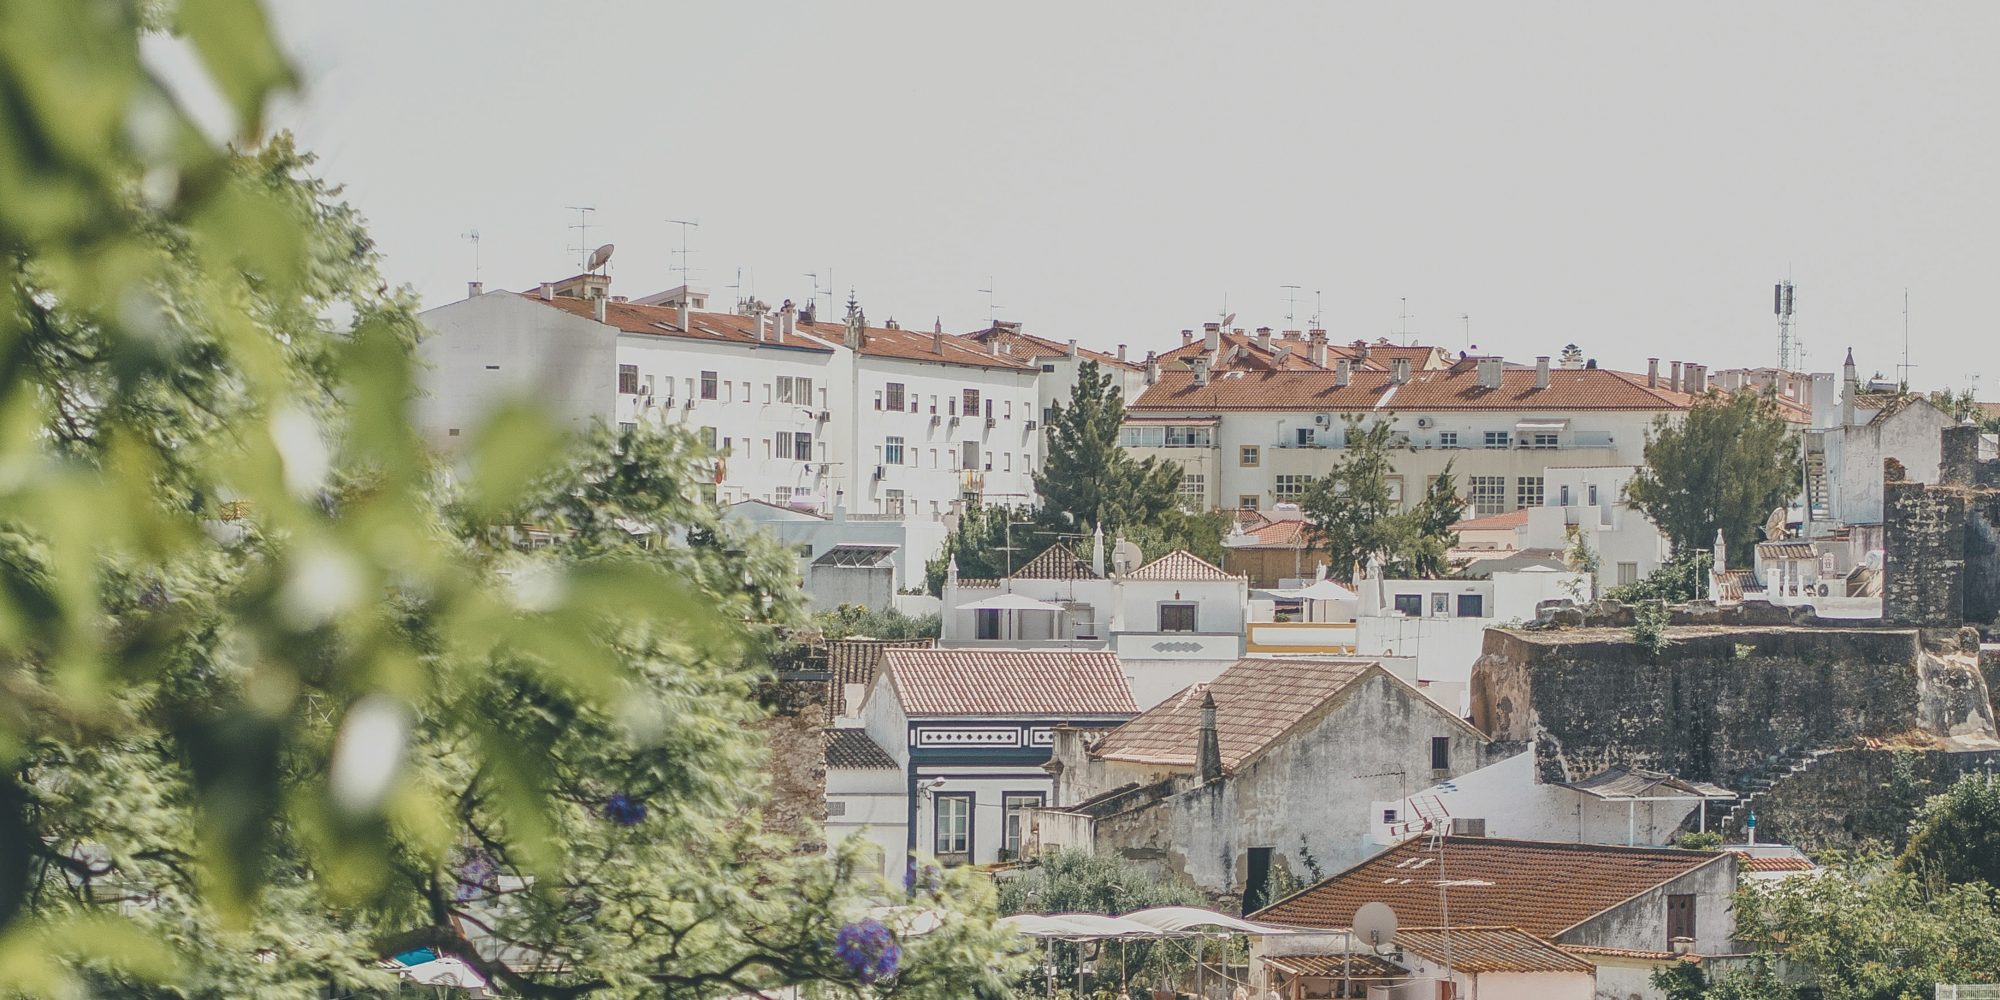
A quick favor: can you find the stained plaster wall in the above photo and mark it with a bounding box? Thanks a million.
[1085,670,1487,902]
[1559,858,1738,957]
[1469,625,1996,787]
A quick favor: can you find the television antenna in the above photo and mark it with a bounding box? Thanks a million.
[667,218,701,285]
[564,206,596,271]
[978,276,1004,323]
[1396,297,1415,346]
[1460,313,1470,350]
[1281,284,1302,323]
[804,270,834,316]
[1311,290,1324,328]
[1897,287,1916,390]
[460,228,481,282]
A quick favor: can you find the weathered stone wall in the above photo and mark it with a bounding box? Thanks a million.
[1468,626,1996,787]
[755,673,831,851]
[1882,426,2000,632]
[1749,746,2000,851]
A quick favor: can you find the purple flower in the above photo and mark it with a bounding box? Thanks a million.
[454,850,497,902]
[834,918,900,984]
[603,792,647,826]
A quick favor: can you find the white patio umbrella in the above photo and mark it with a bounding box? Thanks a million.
[954,592,1064,641]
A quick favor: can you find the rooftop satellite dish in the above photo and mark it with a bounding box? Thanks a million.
[1221,312,1237,329]
[1353,902,1397,951]
[586,243,616,272]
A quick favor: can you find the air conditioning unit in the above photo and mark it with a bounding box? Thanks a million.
[660,396,674,409]
[985,416,997,429]
[872,465,885,480]
[930,414,942,426]
[1025,420,1038,430]
[816,410,831,422]
[1313,413,1332,427]
[682,398,694,409]
[1415,416,1434,429]
[1450,817,1487,837]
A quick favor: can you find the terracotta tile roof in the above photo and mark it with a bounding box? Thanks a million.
[1236,518,1312,548]
[1130,366,1693,414]
[1755,541,1818,560]
[826,728,899,770]
[1124,550,1241,581]
[1090,658,1383,772]
[882,649,1136,718]
[1395,927,1596,974]
[515,293,837,352]
[514,292,1033,372]
[1454,509,1531,532]
[965,324,1141,371]
[1732,853,1814,873]
[1158,333,1329,372]
[1264,953,1406,978]
[849,322,1035,371]
[1561,945,1701,964]
[827,638,935,716]
[1252,836,1729,938]
[1011,545,1101,580]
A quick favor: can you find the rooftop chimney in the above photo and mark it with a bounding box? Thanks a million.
[1145,351,1160,385]
[1535,356,1550,390]
[593,293,607,324]
[757,314,769,343]
[989,340,1001,357]
[539,282,554,301]
[1392,357,1412,385]
[1308,329,1329,368]
[1334,358,1351,388]
[678,299,690,332]
[467,280,483,299]
[1193,356,1210,387]
[1670,361,1683,393]
[1256,327,1273,351]
[1068,338,1079,359]
[1647,357,1660,389]
[1181,329,1194,346]
[1203,323,1221,353]
[1688,364,1706,394]
[1117,344,1127,363]
[1354,339,1371,363]
[779,300,795,338]
[1196,689,1223,783]
[933,320,944,355]
[1476,357,1503,390]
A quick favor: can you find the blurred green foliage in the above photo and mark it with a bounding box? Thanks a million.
[0,2,1021,996]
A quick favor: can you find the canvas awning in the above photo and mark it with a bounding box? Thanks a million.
[1514,419,1570,431]
[1000,908,1327,940]
[1563,767,1736,801]
[956,593,1066,612]
[1284,579,1359,602]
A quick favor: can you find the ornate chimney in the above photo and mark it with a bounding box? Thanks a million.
[1196,689,1223,783]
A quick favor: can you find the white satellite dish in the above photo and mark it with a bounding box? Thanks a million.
[1353,901,1397,950]
[1221,312,1236,329]
[586,243,616,272]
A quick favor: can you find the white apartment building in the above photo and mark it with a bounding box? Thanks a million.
[415,274,1042,564]
[1121,352,1698,519]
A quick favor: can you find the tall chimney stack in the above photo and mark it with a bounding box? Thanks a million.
[1335,358,1352,388]
[1392,357,1412,385]
[467,281,483,299]
[1193,356,1210,387]
[1145,351,1159,386]
[1181,329,1194,347]
[1117,344,1127,363]
[1308,330,1328,368]
[1535,356,1550,390]
[1196,689,1223,784]
[1203,323,1221,353]
[1647,358,1660,389]
[1256,327,1273,352]
[1670,361,1683,393]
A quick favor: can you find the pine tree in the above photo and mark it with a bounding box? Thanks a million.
[1033,360,1181,532]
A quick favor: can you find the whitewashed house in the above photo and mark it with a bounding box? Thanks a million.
[825,729,909,883]
[963,322,1148,429]
[1803,351,1961,545]
[1353,558,1589,716]
[940,534,1252,708]
[855,648,1136,867]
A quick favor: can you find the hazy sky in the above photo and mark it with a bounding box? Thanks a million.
[259,2,2000,393]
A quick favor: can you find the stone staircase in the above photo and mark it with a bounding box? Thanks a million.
[1717,746,1842,839]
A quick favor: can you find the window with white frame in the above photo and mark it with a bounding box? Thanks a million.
[1438,431,1459,448]
[1274,474,1310,499]
[885,382,905,411]
[1617,562,1639,586]
[1002,793,1044,858]
[776,376,813,405]
[1482,431,1510,449]
[961,388,981,417]
[884,490,906,517]
[1239,495,1260,510]
[884,436,906,465]
[1469,476,1507,516]
[774,486,793,504]
[1516,476,1544,509]
[618,365,639,394]
[700,371,718,400]
[934,794,970,857]
[1178,474,1206,512]
[1529,432,1559,449]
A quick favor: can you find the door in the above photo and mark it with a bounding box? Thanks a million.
[1666,893,1696,946]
